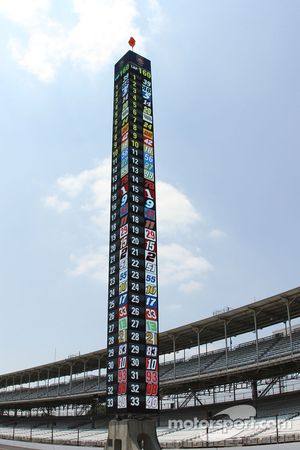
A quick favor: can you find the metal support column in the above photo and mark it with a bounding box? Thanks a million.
[57,367,60,395]
[252,380,258,402]
[197,331,201,375]
[253,310,259,363]
[172,336,176,379]
[83,360,86,391]
[286,299,294,355]
[224,321,228,370]
[97,357,101,390]
[69,364,73,393]
[279,376,282,395]
[37,372,40,397]
[19,375,22,400]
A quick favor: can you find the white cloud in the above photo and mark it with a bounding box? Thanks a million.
[179,280,203,294]
[54,160,200,234]
[9,22,67,81]
[147,0,164,34]
[209,228,227,239]
[0,0,50,25]
[68,0,143,73]
[68,242,212,287]
[56,159,111,233]
[44,159,214,291]
[57,159,110,199]
[69,246,107,281]
[1,0,162,81]
[159,243,212,288]
[157,181,200,234]
[43,195,70,213]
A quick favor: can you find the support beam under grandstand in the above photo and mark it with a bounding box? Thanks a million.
[36,372,39,396]
[69,364,73,393]
[192,326,207,376]
[97,357,101,390]
[253,310,259,363]
[286,297,294,355]
[224,320,228,370]
[47,369,49,395]
[57,366,60,395]
[259,376,280,398]
[252,380,258,402]
[197,330,201,374]
[83,360,86,392]
[171,335,176,379]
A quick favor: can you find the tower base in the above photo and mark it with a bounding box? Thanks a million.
[105,418,161,450]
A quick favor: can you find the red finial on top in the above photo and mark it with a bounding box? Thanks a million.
[128,37,136,49]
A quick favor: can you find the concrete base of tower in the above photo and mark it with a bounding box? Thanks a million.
[105,418,161,450]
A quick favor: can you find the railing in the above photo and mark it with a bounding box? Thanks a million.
[1,412,300,448]
[0,425,108,447]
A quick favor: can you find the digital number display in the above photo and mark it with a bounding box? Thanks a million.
[106,51,159,415]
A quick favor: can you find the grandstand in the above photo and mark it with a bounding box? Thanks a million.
[1,286,300,447]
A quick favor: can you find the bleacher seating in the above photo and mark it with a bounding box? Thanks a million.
[159,330,300,381]
[1,411,300,447]
[0,330,298,403]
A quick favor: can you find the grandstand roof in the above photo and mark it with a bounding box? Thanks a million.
[1,286,300,387]
[160,285,300,353]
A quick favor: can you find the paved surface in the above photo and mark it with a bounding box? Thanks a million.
[0,439,299,449]
[0,439,97,450]
[0,446,37,450]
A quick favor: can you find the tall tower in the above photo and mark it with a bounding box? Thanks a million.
[106,47,159,422]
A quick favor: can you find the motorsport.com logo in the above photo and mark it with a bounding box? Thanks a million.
[168,405,292,438]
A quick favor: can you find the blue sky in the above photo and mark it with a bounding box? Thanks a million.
[0,0,299,373]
